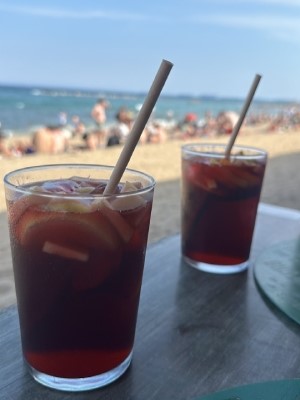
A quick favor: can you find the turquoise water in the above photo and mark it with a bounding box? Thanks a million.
[0,85,295,135]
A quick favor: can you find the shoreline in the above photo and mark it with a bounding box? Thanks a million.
[1,83,300,136]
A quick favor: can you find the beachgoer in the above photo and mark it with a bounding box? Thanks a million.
[107,107,134,146]
[201,111,217,136]
[71,115,86,138]
[82,131,99,150]
[216,111,239,135]
[69,115,98,150]
[177,113,199,139]
[0,130,33,157]
[58,111,68,127]
[90,98,109,147]
[146,121,167,144]
[32,126,69,154]
[0,131,13,157]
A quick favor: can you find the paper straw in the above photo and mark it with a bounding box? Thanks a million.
[104,59,173,195]
[225,74,262,159]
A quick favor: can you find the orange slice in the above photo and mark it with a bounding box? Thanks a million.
[8,194,49,227]
[72,252,121,291]
[17,208,121,253]
[229,165,262,187]
[211,166,246,189]
[17,209,124,291]
[98,200,134,243]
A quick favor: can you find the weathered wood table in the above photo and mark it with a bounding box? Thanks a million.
[1,203,300,399]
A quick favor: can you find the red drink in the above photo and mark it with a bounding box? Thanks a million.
[181,144,267,274]
[4,165,155,391]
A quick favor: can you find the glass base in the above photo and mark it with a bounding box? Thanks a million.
[183,256,250,274]
[27,351,132,392]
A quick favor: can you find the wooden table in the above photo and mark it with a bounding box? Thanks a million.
[1,203,300,399]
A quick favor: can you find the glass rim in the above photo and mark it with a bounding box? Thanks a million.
[181,143,267,159]
[3,163,156,199]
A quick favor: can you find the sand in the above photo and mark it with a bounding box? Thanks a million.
[1,126,300,308]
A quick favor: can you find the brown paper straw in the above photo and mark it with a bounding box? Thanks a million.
[225,74,262,159]
[103,59,173,195]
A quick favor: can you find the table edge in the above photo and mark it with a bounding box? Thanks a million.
[259,202,300,220]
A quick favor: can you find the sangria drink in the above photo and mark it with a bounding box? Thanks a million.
[181,144,267,274]
[4,164,155,391]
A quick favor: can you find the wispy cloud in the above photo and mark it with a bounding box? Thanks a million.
[196,14,300,30]
[0,4,152,21]
[2,2,300,46]
[191,13,300,43]
[204,0,300,6]
[259,0,300,5]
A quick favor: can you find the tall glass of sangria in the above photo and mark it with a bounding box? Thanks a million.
[181,144,267,274]
[4,164,155,391]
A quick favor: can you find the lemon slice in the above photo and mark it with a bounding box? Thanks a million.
[46,198,90,213]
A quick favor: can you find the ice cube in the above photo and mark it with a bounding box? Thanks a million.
[121,181,142,192]
[108,181,146,211]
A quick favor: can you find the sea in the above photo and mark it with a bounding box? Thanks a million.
[0,85,296,136]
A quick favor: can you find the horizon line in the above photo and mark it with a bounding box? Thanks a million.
[0,82,298,104]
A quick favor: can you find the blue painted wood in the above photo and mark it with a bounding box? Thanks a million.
[255,239,300,324]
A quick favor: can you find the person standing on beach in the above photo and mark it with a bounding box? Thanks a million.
[91,98,109,147]
[58,111,68,127]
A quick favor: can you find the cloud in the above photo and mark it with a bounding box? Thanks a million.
[205,0,300,5]
[0,4,150,21]
[252,0,300,5]
[262,0,300,7]
[1,2,300,46]
[191,13,300,43]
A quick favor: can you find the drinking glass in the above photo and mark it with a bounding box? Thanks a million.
[4,164,155,391]
[181,144,267,274]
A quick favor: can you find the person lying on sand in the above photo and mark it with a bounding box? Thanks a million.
[32,126,69,154]
[0,131,15,157]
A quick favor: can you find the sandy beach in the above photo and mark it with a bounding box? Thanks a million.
[1,126,300,308]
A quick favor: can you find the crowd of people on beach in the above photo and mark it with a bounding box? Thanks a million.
[1,99,300,158]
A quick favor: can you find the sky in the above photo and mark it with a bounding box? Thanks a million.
[0,0,300,100]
